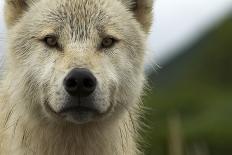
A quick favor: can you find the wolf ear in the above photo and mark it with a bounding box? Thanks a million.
[120,0,153,34]
[4,0,34,28]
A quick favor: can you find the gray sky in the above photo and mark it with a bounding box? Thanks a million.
[0,0,232,65]
[0,0,5,58]
[147,0,232,65]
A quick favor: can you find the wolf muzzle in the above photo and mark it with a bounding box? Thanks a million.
[60,68,98,119]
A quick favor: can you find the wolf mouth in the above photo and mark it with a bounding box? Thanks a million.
[44,98,109,118]
[59,106,99,114]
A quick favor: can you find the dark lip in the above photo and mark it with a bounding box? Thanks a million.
[59,106,99,114]
[44,98,114,121]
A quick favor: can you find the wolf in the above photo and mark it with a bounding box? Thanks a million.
[0,0,153,154]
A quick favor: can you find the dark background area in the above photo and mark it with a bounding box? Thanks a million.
[143,14,232,155]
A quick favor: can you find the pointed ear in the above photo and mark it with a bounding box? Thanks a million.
[4,0,33,28]
[121,0,153,34]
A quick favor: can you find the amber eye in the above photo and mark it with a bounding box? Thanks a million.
[101,37,117,48]
[43,35,58,47]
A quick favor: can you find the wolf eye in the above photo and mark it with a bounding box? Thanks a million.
[43,35,58,47]
[101,37,117,48]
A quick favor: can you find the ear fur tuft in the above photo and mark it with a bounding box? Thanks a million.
[4,0,31,28]
[120,0,154,34]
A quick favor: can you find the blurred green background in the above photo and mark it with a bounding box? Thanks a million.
[143,14,232,155]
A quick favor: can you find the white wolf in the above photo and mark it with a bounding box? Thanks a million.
[0,0,153,154]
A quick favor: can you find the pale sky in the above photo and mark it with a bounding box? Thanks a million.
[0,0,232,65]
[147,0,232,65]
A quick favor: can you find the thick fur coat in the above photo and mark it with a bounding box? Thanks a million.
[0,0,153,154]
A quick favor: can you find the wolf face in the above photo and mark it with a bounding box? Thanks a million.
[4,0,153,125]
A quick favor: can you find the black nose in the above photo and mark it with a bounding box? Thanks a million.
[63,68,97,97]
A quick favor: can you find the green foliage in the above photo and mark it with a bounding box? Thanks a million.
[143,16,232,155]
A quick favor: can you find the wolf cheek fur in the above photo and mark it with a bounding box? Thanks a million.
[0,0,153,154]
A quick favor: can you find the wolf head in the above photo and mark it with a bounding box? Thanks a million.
[4,0,153,125]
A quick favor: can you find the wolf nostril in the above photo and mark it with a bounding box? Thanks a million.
[65,78,78,91]
[64,68,97,97]
[83,78,95,88]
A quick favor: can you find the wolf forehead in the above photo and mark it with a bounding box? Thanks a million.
[20,0,134,38]
[6,0,153,37]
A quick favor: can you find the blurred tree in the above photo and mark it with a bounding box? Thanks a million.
[143,15,232,155]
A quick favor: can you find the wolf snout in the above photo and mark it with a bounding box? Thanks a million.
[61,68,100,123]
[59,68,99,123]
[63,68,97,97]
